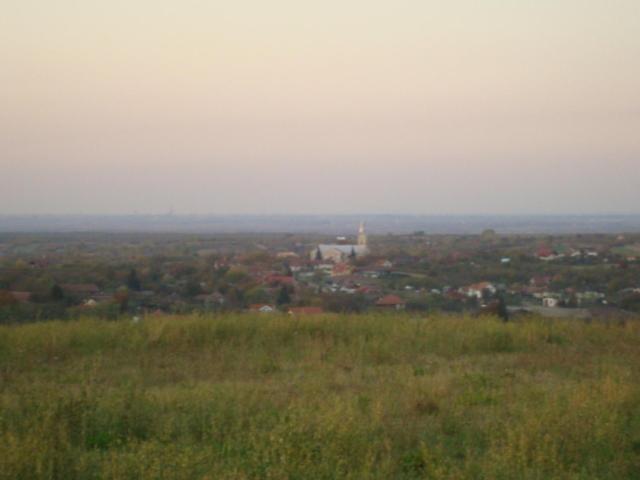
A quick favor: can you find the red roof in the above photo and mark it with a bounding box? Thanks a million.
[467,282,494,291]
[375,295,405,306]
[10,291,32,303]
[249,304,275,311]
[288,307,324,315]
[264,275,296,286]
[530,276,552,287]
[357,286,379,294]
[537,247,554,258]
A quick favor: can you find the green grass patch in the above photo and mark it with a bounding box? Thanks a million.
[0,313,639,479]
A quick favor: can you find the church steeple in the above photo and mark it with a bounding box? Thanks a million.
[357,221,367,246]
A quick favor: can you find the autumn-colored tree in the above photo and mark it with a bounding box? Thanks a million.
[0,291,18,307]
[113,288,129,313]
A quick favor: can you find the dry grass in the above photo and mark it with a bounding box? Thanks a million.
[0,313,639,479]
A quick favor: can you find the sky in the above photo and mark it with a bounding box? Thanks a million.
[1,0,639,215]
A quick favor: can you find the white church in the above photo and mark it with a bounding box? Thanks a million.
[310,222,369,263]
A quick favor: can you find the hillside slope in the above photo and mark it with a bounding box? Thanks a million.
[1,314,639,479]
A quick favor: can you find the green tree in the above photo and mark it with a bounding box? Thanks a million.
[184,279,202,297]
[127,269,141,291]
[50,284,64,301]
[620,293,640,313]
[245,287,271,305]
[496,295,509,322]
[276,286,292,306]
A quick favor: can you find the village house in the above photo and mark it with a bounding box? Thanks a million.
[194,292,226,307]
[9,291,32,304]
[249,304,276,313]
[375,259,393,269]
[461,282,497,299]
[331,263,354,277]
[576,291,606,306]
[263,275,296,288]
[375,294,406,310]
[542,297,560,308]
[536,247,564,261]
[276,251,299,259]
[285,257,306,272]
[530,276,553,288]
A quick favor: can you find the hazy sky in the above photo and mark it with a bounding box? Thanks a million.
[2,0,639,214]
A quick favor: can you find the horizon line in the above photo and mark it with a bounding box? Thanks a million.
[2,212,640,217]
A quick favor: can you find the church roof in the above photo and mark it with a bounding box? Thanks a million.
[317,244,367,254]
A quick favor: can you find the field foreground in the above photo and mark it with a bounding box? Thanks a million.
[1,314,639,479]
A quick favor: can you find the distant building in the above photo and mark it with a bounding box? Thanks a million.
[276,252,299,259]
[462,282,497,299]
[375,259,393,269]
[536,247,564,261]
[530,276,552,288]
[311,222,369,263]
[375,295,406,310]
[331,263,354,277]
[9,291,32,304]
[249,304,276,313]
[194,292,226,306]
[263,275,296,288]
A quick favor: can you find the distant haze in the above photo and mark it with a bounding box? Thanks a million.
[2,1,639,215]
[2,214,640,235]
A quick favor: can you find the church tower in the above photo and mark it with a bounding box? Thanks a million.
[357,221,367,246]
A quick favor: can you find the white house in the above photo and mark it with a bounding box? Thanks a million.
[249,304,276,313]
[462,282,497,299]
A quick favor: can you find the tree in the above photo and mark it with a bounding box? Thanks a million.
[496,295,509,322]
[184,279,202,297]
[0,290,18,308]
[245,287,271,305]
[481,288,493,302]
[620,293,640,313]
[315,248,322,261]
[276,286,292,306]
[114,288,129,313]
[225,287,244,309]
[224,267,248,284]
[127,269,141,291]
[50,284,64,301]
[322,293,368,313]
[481,229,497,239]
[565,294,578,308]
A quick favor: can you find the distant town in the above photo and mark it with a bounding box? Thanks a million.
[1,222,639,323]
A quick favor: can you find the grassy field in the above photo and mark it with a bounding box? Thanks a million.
[0,314,639,479]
